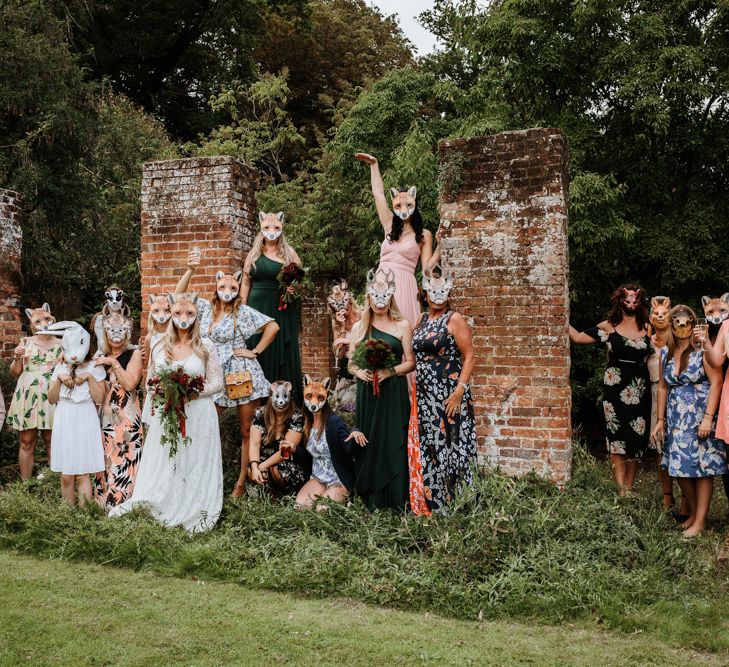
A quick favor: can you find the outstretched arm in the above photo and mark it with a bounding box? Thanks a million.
[569,322,605,345]
[174,247,200,293]
[703,322,728,368]
[354,153,392,233]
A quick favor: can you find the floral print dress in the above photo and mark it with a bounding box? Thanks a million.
[6,338,62,431]
[198,298,274,408]
[94,349,144,509]
[251,408,310,494]
[661,348,728,478]
[412,311,477,514]
[587,327,652,458]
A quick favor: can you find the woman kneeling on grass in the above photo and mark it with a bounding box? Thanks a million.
[652,305,727,538]
[295,375,367,509]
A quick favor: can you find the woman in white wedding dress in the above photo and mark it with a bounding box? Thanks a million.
[110,293,224,533]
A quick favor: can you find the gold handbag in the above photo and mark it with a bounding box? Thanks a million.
[222,306,254,400]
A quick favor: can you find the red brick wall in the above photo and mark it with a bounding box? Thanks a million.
[300,282,334,381]
[439,129,572,483]
[0,189,23,359]
[140,157,258,335]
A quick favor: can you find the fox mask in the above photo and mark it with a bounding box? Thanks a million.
[303,374,331,413]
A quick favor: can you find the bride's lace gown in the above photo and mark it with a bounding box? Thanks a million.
[110,338,224,533]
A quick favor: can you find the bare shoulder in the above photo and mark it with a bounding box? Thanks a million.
[398,318,412,336]
[596,320,610,331]
[290,248,302,265]
[421,229,433,242]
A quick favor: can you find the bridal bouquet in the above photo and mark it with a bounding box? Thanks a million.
[351,338,397,397]
[277,263,309,311]
[147,368,205,457]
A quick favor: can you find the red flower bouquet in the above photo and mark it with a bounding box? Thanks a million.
[147,368,205,457]
[352,338,397,397]
[277,262,308,310]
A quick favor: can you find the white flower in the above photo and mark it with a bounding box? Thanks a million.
[609,440,626,455]
[620,379,645,405]
[597,329,609,343]
[604,401,619,433]
[625,337,648,350]
[604,367,621,386]
[630,417,646,435]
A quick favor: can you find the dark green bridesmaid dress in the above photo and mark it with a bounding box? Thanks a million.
[246,255,303,404]
[354,327,410,511]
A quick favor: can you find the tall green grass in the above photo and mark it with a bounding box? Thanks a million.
[0,445,727,648]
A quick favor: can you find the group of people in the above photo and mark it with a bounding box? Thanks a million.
[4,153,478,532]
[570,287,729,537]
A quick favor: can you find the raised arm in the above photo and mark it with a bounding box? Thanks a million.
[354,153,392,232]
[419,229,435,271]
[569,322,605,345]
[174,247,200,293]
[702,321,728,368]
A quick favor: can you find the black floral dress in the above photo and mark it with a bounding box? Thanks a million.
[412,311,477,513]
[251,408,310,494]
[586,326,652,458]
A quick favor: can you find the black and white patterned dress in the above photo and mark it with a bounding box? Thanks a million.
[412,311,477,513]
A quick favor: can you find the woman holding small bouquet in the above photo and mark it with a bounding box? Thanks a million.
[110,293,224,533]
[241,211,304,404]
[347,268,415,510]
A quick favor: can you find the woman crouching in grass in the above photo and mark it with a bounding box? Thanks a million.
[295,375,366,510]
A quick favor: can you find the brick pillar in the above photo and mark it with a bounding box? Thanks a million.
[0,189,23,359]
[140,157,258,335]
[300,281,334,381]
[439,128,572,483]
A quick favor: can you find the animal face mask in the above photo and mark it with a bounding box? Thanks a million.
[168,293,198,330]
[701,294,729,326]
[259,211,284,241]
[621,288,641,313]
[269,381,293,411]
[390,187,417,221]
[650,296,671,333]
[47,321,90,365]
[327,280,353,317]
[103,312,132,345]
[216,271,242,303]
[422,265,453,305]
[671,312,695,339]
[303,374,331,413]
[366,268,396,309]
[105,287,125,313]
[148,293,171,325]
[25,303,55,332]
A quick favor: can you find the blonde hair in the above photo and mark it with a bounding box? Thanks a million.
[153,294,209,365]
[211,276,243,324]
[351,294,404,345]
[245,232,296,274]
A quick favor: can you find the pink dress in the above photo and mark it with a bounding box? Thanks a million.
[716,320,729,443]
[379,234,422,329]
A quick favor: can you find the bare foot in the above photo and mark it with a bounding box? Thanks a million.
[682,524,704,538]
[680,515,695,529]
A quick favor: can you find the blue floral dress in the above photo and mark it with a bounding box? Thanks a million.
[661,348,728,478]
[198,298,273,408]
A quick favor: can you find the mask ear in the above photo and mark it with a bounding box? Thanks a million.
[25,308,34,319]
[702,296,710,307]
[321,377,331,391]
[389,187,400,199]
[303,374,312,387]
[407,186,417,199]
[276,212,285,223]
[148,294,157,305]
[722,293,729,304]
[42,303,51,313]
[189,292,199,304]
[283,381,292,393]
[258,211,267,223]
[167,293,176,305]
[215,270,225,281]
[651,297,659,309]
[268,384,275,396]
[233,270,242,283]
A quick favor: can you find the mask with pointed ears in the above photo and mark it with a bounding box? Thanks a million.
[366,268,396,309]
[215,271,242,303]
[168,292,199,330]
[303,374,331,413]
[25,303,55,333]
[259,211,285,241]
[422,265,454,305]
[389,187,417,221]
[269,381,293,411]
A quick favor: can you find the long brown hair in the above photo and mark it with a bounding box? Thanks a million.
[607,284,649,329]
[260,399,296,445]
[665,304,697,375]
[302,402,332,443]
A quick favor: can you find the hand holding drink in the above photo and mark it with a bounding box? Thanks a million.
[279,440,294,459]
[694,319,709,349]
[188,246,201,268]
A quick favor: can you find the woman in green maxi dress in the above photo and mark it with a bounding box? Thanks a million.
[348,269,415,510]
[242,212,303,405]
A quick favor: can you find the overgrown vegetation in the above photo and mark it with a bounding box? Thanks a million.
[1,447,727,651]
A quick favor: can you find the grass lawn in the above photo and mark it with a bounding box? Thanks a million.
[0,550,724,667]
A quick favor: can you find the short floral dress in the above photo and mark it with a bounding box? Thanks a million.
[306,428,342,487]
[198,298,274,408]
[251,408,309,493]
[94,349,144,509]
[7,338,63,431]
[412,311,477,513]
[661,348,728,478]
[586,327,652,458]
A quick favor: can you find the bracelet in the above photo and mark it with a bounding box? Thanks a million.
[656,417,664,423]
[248,460,260,469]
[458,381,470,391]
[704,412,714,417]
